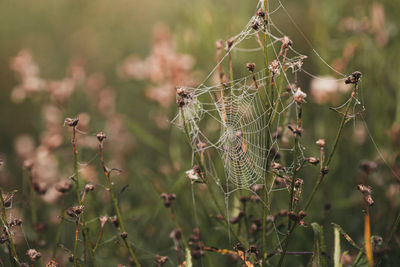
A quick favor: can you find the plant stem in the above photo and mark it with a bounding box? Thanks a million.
[0,189,19,266]
[70,125,97,267]
[303,84,358,211]
[98,140,141,266]
[364,205,373,267]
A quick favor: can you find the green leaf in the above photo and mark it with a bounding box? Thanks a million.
[311,222,328,267]
[334,226,340,267]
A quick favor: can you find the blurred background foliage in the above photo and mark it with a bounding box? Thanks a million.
[0,0,399,266]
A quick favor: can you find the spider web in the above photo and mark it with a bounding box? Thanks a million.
[172,0,350,192]
[171,0,366,252]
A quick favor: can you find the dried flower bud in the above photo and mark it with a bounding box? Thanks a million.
[23,159,33,170]
[155,254,168,266]
[246,63,256,72]
[111,216,119,227]
[26,249,41,261]
[186,165,201,182]
[234,243,245,252]
[316,139,326,147]
[161,193,176,207]
[250,195,261,203]
[357,184,374,206]
[55,180,72,193]
[345,71,362,84]
[215,214,225,221]
[169,228,182,241]
[278,209,288,216]
[286,83,296,93]
[216,40,223,50]
[226,38,234,50]
[20,263,29,267]
[99,216,108,228]
[251,184,263,192]
[360,160,377,174]
[293,88,307,104]
[120,232,128,239]
[298,210,307,219]
[307,157,320,165]
[197,141,207,150]
[64,117,79,127]
[321,166,329,175]
[9,218,23,227]
[281,36,292,49]
[66,205,84,218]
[45,260,60,267]
[252,21,260,30]
[84,184,95,192]
[269,59,281,75]
[96,132,107,142]
[271,162,283,170]
[256,8,265,18]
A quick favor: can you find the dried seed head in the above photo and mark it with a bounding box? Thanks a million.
[316,139,326,147]
[215,214,225,221]
[55,180,72,193]
[281,36,292,49]
[252,21,260,30]
[293,88,307,104]
[9,218,23,227]
[186,165,201,182]
[286,83,296,93]
[26,249,41,261]
[360,160,377,174]
[155,254,169,266]
[246,63,256,72]
[120,232,128,239]
[250,195,261,203]
[271,162,283,170]
[84,184,95,192]
[251,184,263,192]
[269,59,281,75]
[226,38,234,50]
[169,228,182,241]
[64,117,79,127]
[66,205,84,218]
[256,8,265,18]
[307,157,320,165]
[161,193,176,208]
[345,71,362,84]
[23,159,34,170]
[96,132,107,142]
[298,210,307,219]
[111,216,119,227]
[197,141,207,150]
[234,243,245,252]
[99,216,108,228]
[357,184,374,206]
[216,39,223,50]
